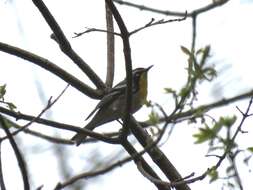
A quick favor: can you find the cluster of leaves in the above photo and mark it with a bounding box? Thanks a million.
[148,45,217,130]
[147,44,253,189]
[193,116,236,145]
[194,114,253,189]
[0,84,16,111]
[164,45,217,111]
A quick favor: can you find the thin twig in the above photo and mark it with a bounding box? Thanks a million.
[130,13,187,36]
[137,161,170,186]
[0,116,73,145]
[56,134,169,190]
[113,0,230,17]
[228,153,243,190]
[73,28,121,38]
[159,89,253,125]
[10,85,69,137]
[191,14,197,53]
[170,97,253,188]
[0,141,6,190]
[0,115,30,190]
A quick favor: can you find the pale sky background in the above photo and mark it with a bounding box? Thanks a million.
[0,0,253,190]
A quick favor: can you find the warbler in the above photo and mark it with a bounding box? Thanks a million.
[71,65,153,145]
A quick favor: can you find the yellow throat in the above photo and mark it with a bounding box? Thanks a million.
[139,72,148,105]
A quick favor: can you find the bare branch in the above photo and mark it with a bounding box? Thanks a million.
[121,140,169,190]
[10,85,69,137]
[137,161,171,186]
[32,0,105,89]
[0,115,30,190]
[147,89,253,127]
[105,3,115,87]
[105,0,133,141]
[113,0,230,17]
[129,116,191,190]
[0,41,102,99]
[0,116,73,145]
[130,13,187,36]
[191,15,197,52]
[73,28,121,38]
[0,141,6,190]
[55,124,170,189]
[0,106,120,144]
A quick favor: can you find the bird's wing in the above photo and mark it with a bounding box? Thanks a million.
[85,89,123,120]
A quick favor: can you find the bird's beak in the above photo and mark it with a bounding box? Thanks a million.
[145,65,153,72]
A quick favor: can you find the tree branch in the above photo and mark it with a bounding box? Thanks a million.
[32,0,106,89]
[129,14,187,36]
[105,0,132,140]
[129,117,191,190]
[121,140,169,190]
[0,141,6,190]
[0,41,102,99]
[105,3,115,87]
[113,0,230,17]
[0,115,30,190]
[0,106,119,144]
[166,89,253,124]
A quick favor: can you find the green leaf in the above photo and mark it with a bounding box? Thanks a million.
[0,117,13,129]
[164,88,176,94]
[208,168,218,183]
[193,124,216,144]
[193,106,205,118]
[203,67,217,81]
[7,102,17,111]
[193,116,237,144]
[0,84,7,99]
[192,62,203,78]
[179,86,189,97]
[148,110,159,125]
[247,147,253,153]
[220,116,236,128]
[180,46,191,56]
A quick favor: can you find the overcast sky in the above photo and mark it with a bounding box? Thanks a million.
[1,0,253,190]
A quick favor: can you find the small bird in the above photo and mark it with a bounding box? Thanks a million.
[71,65,153,145]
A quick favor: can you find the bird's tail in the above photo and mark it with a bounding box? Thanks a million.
[71,122,97,146]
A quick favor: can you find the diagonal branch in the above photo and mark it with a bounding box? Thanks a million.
[0,41,102,99]
[10,85,69,137]
[31,0,105,89]
[55,140,169,190]
[121,141,169,190]
[0,115,30,190]
[105,2,191,190]
[56,115,170,189]
[129,116,191,190]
